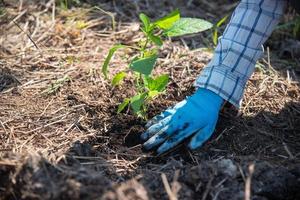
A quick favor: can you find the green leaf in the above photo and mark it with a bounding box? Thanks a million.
[129,54,158,76]
[112,71,126,86]
[148,90,160,98]
[212,16,228,46]
[216,15,228,28]
[117,98,130,113]
[213,29,218,46]
[42,75,71,95]
[143,49,158,57]
[102,44,125,79]
[76,20,88,30]
[130,93,147,114]
[60,0,68,10]
[154,9,180,30]
[139,13,151,32]
[148,33,163,46]
[293,17,300,38]
[144,74,169,92]
[165,18,213,37]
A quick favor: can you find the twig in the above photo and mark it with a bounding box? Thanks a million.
[282,142,294,159]
[216,126,234,141]
[52,0,55,25]
[65,115,84,133]
[37,98,54,121]
[0,160,17,166]
[13,20,40,50]
[94,6,116,31]
[18,0,23,12]
[244,163,255,200]
[25,117,66,134]
[7,9,27,27]
[202,177,213,200]
[161,173,178,200]
[171,170,181,198]
[0,120,8,135]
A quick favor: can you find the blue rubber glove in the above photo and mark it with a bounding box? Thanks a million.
[141,88,224,155]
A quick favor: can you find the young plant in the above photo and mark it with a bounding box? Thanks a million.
[275,16,300,39]
[57,0,81,10]
[212,15,228,46]
[293,16,300,39]
[102,9,213,118]
[42,75,71,95]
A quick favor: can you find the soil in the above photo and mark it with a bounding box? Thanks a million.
[0,0,300,200]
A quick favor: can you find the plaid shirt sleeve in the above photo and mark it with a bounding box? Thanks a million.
[195,0,287,107]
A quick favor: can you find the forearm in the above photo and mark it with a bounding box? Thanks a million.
[195,0,287,107]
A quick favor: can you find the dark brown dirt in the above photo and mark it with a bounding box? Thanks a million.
[0,67,20,92]
[0,0,300,200]
[1,152,299,200]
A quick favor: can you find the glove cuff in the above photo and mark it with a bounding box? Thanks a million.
[194,88,224,111]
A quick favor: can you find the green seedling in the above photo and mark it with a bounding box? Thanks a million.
[276,16,300,39]
[75,20,88,30]
[212,15,228,46]
[42,75,71,95]
[57,0,81,10]
[0,7,5,17]
[293,16,300,39]
[102,9,213,118]
[0,0,6,18]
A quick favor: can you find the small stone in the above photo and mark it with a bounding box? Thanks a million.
[217,159,237,178]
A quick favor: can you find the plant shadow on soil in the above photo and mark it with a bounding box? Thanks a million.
[1,100,299,200]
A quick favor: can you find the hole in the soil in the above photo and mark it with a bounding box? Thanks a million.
[124,129,143,147]
[0,68,20,92]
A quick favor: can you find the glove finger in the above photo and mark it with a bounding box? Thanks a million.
[142,125,170,150]
[145,109,174,129]
[141,116,172,141]
[188,125,214,150]
[157,124,199,155]
[145,100,187,129]
[143,118,181,150]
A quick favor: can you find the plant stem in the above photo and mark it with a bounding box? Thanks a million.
[141,37,149,57]
[65,0,68,9]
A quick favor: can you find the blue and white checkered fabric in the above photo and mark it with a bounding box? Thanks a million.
[195,0,286,107]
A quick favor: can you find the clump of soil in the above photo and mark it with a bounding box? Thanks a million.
[0,154,112,200]
[1,153,299,200]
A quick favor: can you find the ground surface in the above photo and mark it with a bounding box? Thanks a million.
[0,0,300,200]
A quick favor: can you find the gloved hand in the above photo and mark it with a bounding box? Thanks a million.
[141,88,224,155]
